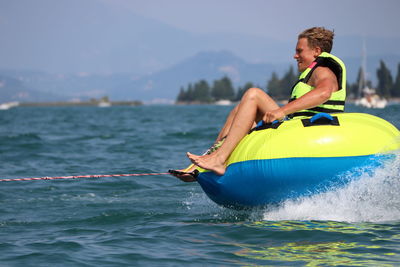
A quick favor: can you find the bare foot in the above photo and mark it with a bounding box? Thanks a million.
[187,152,226,176]
[169,164,197,182]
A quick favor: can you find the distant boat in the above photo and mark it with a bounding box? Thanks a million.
[215,99,232,106]
[98,101,111,107]
[0,101,19,110]
[355,87,387,109]
[354,40,387,109]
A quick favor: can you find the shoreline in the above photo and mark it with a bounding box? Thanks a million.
[17,100,143,107]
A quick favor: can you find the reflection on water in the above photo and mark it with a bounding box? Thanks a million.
[179,217,400,266]
[235,221,400,266]
[236,240,395,266]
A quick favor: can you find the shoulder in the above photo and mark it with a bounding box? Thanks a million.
[311,66,336,80]
[309,66,338,89]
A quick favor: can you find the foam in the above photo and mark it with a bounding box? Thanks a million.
[263,152,400,223]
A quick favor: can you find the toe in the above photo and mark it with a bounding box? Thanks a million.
[186,152,196,159]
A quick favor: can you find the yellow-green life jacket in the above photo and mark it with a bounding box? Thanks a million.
[288,52,346,118]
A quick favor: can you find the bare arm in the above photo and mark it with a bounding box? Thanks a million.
[263,67,339,122]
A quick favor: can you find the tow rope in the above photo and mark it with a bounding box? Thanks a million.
[0,172,170,182]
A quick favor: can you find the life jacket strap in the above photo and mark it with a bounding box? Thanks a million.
[289,109,344,119]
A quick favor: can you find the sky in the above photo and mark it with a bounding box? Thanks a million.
[1,0,400,75]
[101,0,400,40]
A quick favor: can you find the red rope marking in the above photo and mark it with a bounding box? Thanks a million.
[0,173,170,182]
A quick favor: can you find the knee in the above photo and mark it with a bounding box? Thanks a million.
[243,87,265,101]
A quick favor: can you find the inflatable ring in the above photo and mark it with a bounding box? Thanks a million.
[195,113,400,209]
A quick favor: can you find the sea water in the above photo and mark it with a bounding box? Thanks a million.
[0,104,399,266]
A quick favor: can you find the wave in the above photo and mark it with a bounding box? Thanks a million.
[0,133,42,142]
[263,151,400,223]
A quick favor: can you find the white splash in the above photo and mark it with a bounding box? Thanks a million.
[264,152,400,223]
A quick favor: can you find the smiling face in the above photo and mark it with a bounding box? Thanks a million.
[294,38,321,72]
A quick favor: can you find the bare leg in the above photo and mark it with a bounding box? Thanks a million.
[216,100,259,141]
[171,104,239,181]
[216,104,239,142]
[187,88,279,175]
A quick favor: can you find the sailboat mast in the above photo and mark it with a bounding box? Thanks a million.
[357,39,367,98]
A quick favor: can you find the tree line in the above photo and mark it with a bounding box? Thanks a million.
[348,61,400,98]
[176,60,400,103]
[176,77,259,103]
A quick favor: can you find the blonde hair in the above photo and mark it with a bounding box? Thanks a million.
[298,27,334,53]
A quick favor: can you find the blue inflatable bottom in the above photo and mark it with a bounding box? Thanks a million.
[196,155,389,208]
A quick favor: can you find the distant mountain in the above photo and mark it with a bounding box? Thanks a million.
[110,50,293,102]
[1,50,400,103]
[0,69,139,102]
[0,74,63,102]
[0,51,293,103]
[109,50,400,102]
